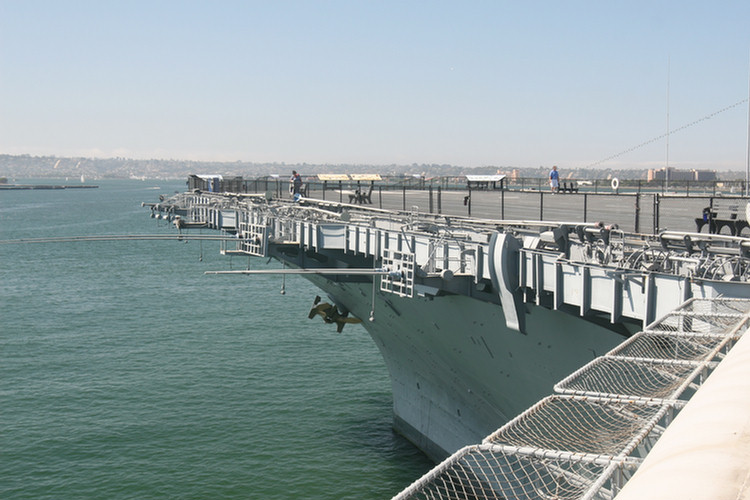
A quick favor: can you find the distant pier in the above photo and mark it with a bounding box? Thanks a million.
[0,184,99,190]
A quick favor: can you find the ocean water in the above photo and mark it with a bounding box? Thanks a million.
[1,180,433,500]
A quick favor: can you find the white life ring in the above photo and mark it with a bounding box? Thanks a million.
[611,178,620,191]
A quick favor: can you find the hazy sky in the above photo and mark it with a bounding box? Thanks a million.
[1,1,749,171]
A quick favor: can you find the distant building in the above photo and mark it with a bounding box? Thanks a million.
[497,169,520,181]
[647,167,716,182]
[693,169,717,181]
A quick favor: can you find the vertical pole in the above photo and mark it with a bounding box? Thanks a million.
[583,193,588,223]
[746,50,750,196]
[539,191,544,220]
[501,189,505,219]
[339,181,343,203]
[595,179,598,194]
[634,194,640,233]
[378,186,382,209]
[653,194,660,234]
[402,186,406,211]
[429,186,434,213]
[438,186,442,214]
[665,55,671,192]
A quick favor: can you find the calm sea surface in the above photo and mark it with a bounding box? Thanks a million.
[1,180,433,499]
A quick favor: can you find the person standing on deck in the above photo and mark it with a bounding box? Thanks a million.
[549,165,559,193]
[290,170,303,201]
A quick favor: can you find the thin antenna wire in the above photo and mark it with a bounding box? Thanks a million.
[746,50,750,196]
[665,56,670,191]
[583,98,748,169]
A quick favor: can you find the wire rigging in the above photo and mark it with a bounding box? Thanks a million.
[584,98,749,169]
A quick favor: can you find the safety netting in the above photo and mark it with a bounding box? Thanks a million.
[483,396,669,458]
[392,297,750,500]
[677,297,750,315]
[395,443,639,500]
[608,331,733,363]
[645,311,748,336]
[554,356,702,401]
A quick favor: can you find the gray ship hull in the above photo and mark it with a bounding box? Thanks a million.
[304,275,629,461]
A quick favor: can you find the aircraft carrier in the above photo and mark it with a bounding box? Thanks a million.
[146,177,750,469]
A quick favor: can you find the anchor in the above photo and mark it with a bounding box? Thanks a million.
[308,296,362,333]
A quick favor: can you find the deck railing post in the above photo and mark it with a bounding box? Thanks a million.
[635,194,640,233]
[583,193,588,223]
[540,191,544,220]
[438,186,442,214]
[501,189,505,219]
[429,186,434,213]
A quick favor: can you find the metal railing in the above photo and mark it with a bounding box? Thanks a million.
[187,176,750,236]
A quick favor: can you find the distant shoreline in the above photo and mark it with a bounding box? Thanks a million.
[0,184,99,190]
